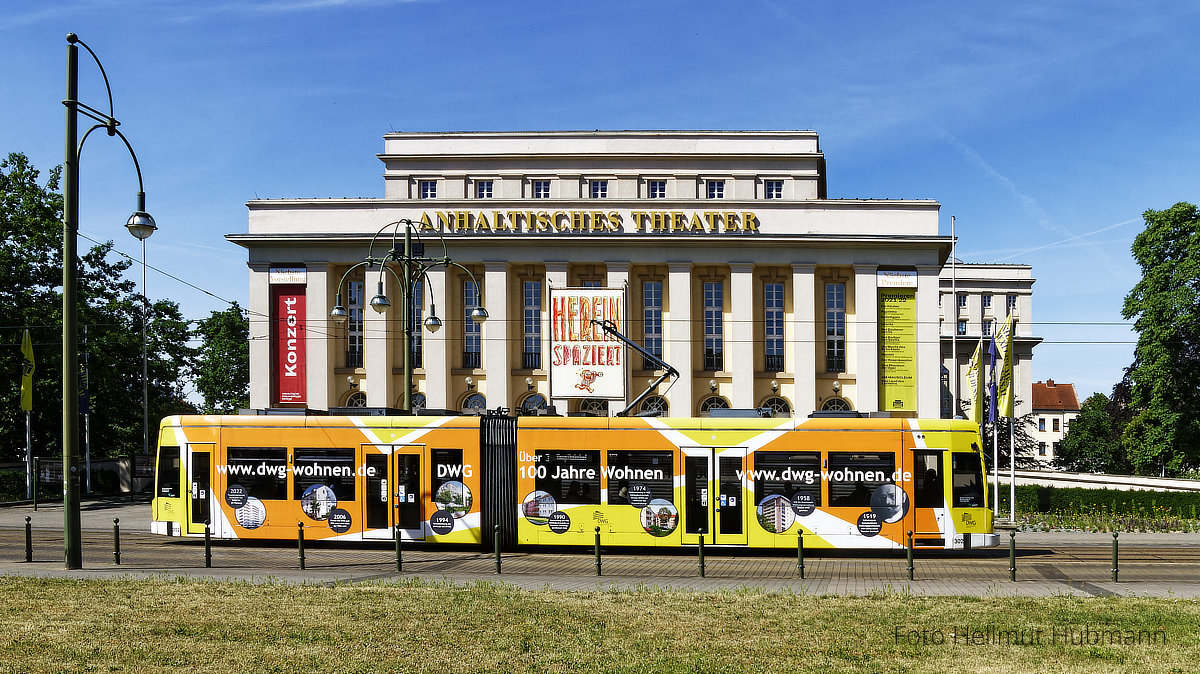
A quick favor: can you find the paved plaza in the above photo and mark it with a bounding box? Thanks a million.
[3,497,1200,597]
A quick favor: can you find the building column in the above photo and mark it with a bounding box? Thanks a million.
[730,263,755,408]
[545,262,569,413]
[667,262,694,415]
[792,264,816,417]
[248,263,271,410]
[483,261,511,411]
[305,262,333,410]
[853,264,879,414]
[916,265,942,418]
[605,261,631,412]
[364,270,395,408]
[424,265,451,410]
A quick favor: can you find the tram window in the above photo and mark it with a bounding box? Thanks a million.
[432,449,473,517]
[226,447,287,501]
[828,452,895,507]
[157,446,180,498]
[606,451,674,503]
[913,451,944,508]
[534,450,600,504]
[952,453,985,507]
[293,448,355,501]
[753,451,821,507]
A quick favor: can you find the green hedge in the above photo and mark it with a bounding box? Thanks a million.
[998,484,1200,518]
[0,470,60,503]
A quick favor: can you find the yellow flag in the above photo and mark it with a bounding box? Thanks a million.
[20,329,35,412]
[995,314,1015,417]
[965,339,984,425]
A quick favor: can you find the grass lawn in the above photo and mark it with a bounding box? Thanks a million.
[0,577,1194,673]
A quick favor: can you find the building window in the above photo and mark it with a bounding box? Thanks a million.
[581,280,603,288]
[762,397,791,417]
[1007,294,1018,314]
[410,282,423,368]
[982,294,992,310]
[640,395,668,416]
[822,397,851,412]
[706,180,725,199]
[419,180,437,199]
[700,396,729,414]
[1038,442,1046,456]
[647,179,667,199]
[764,282,784,372]
[346,278,364,368]
[1038,418,1046,432]
[475,180,493,199]
[1052,418,1060,432]
[825,283,845,372]
[411,392,427,410]
[764,180,783,199]
[642,281,663,370]
[956,320,967,336]
[982,319,993,336]
[590,180,608,199]
[523,280,542,370]
[579,398,608,417]
[704,281,724,371]
[520,393,548,415]
[1052,441,1060,456]
[957,293,967,308]
[345,391,367,407]
[463,392,486,413]
[532,180,551,199]
[463,280,481,369]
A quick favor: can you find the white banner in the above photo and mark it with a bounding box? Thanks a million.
[549,287,626,399]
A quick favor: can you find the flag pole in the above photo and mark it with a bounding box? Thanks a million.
[950,216,957,415]
[1009,356,1016,522]
[25,412,32,500]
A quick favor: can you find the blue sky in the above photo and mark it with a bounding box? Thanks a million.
[3,0,1198,401]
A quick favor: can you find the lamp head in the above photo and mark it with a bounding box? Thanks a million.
[330,304,349,325]
[125,211,157,241]
[423,314,442,332]
[469,306,489,324]
[370,294,391,312]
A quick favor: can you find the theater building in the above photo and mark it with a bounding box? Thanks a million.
[231,130,967,418]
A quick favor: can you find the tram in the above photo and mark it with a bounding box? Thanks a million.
[150,414,998,550]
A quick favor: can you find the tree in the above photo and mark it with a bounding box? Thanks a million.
[1121,202,1200,475]
[1054,393,1128,473]
[191,302,249,413]
[1,152,193,464]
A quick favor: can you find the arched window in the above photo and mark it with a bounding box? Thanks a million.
[640,395,668,416]
[462,393,487,413]
[699,396,729,414]
[762,396,791,417]
[822,397,851,412]
[412,392,427,411]
[520,393,548,415]
[345,391,367,407]
[579,398,608,417]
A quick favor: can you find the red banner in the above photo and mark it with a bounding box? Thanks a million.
[273,286,306,404]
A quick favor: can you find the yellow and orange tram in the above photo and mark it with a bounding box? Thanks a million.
[151,414,998,550]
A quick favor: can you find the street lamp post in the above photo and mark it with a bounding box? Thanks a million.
[62,33,156,568]
[330,220,486,413]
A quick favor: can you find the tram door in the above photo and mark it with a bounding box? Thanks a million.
[186,443,214,534]
[362,445,425,540]
[681,447,748,546]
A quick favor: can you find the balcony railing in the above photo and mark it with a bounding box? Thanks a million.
[703,350,723,372]
[345,350,363,369]
[764,354,784,372]
[462,351,481,369]
[522,351,541,370]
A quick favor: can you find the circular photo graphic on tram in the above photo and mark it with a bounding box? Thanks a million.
[756,494,796,533]
[870,483,909,524]
[234,496,266,530]
[300,484,337,521]
[641,498,679,537]
[434,480,473,519]
[521,490,557,525]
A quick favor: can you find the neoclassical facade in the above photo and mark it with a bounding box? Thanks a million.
[232,130,965,418]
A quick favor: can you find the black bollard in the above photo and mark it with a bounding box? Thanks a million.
[24,516,32,563]
[1112,532,1119,583]
[204,520,212,568]
[113,518,121,565]
[906,530,914,581]
[494,525,502,574]
[298,522,306,570]
[797,530,805,579]
[594,526,602,577]
[395,523,403,572]
[698,535,706,578]
[1009,531,1016,582]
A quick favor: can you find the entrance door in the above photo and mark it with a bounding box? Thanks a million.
[681,447,748,545]
[187,444,214,534]
[362,445,424,540]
